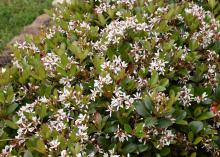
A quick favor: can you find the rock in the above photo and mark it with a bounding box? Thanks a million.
[9,14,50,44]
[0,14,50,67]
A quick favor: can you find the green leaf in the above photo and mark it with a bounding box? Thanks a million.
[189,40,199,51]
[189,121,203,133]
[143,95,153,112]
[193,137,203,145]
[98,14,106,26]
[0,91,5,103]
[137,144,150,153]
[23,150,33,157]
[104,125,117,133]
[159,78,169,87]
[5,120,18,129]
[135,123,145,138]
[34,139,46,154]
[155,86,166,92]
[190,152,196,157]
[188,131,194,142]
[69,42,89,62]
[7,103,18,115]
[145,117,157,127]
[122,143,137,154]
[197,111,214,121]
[174,110,187,121]
[40,124,51,140]
[37,104,48,119]
[134,100,149,117]
[93,55,104,73]
[215,86,220,101]
[6,87,14,103]
[208,0,216,9]
[160,147,170,156]
[175,120,188,125]
[124,124,132,134]
[149,71,158,86]
[157,118,172,128]
[194,107,202,117]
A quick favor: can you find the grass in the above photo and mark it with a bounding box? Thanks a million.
[0,0,52,53]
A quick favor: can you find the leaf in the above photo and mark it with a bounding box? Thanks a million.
[93,55,104,73]
[34,139,46,154]
[137,144,150,153]
[157,118,172,128]
[159,78,169,87]
[134,100,149,117]
[143,95,153,112]
[23,150,33,157]
[189,121,203,133]
[7,103,18,115]
[188,131,194,142]
[197,111,214,121]
[145,117,157,127]
[122,143,137,154]
[174,110,187,121]
[190,152,197,157]
[0,91,5,103]
[69,42,89,62]
[38,104,47,119]
[124,124,132,134]
[104,125,117,133]
[175,120,188,125]
[208,0,216,10]
[155,86,166,92]
[194,107,202,117]
[40,124,51,140]
[215,86,220,101]
[193,137,203,145]
[160,147,170,156]
[149,71,158,86]
[135,123,145,138]
[98,14,106,26]
[189,40,199,51]
[5,120,18,129]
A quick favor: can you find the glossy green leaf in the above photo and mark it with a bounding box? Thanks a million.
[134,100,149,117]
[157,118,172,128]
[193,137,203,145]
[189,121,203,133]
[197,111,214,121]
[122,143,137,154]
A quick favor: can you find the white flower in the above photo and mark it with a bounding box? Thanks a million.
[49,139,60,149]
[1,68,6,73]
[39,96,49,103]
[159,129,175,147]
[114,125,131,142]
[60,150,68,157]
[91,74,113,101]
[41,52,60,76]
[194,92,208,103]
[178,86,194,107]
[76,124,89,142]
[149,55,168,75]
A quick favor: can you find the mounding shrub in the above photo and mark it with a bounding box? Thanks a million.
[0,0,220,156]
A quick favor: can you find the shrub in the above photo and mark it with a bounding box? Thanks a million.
[0,0,220,156]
